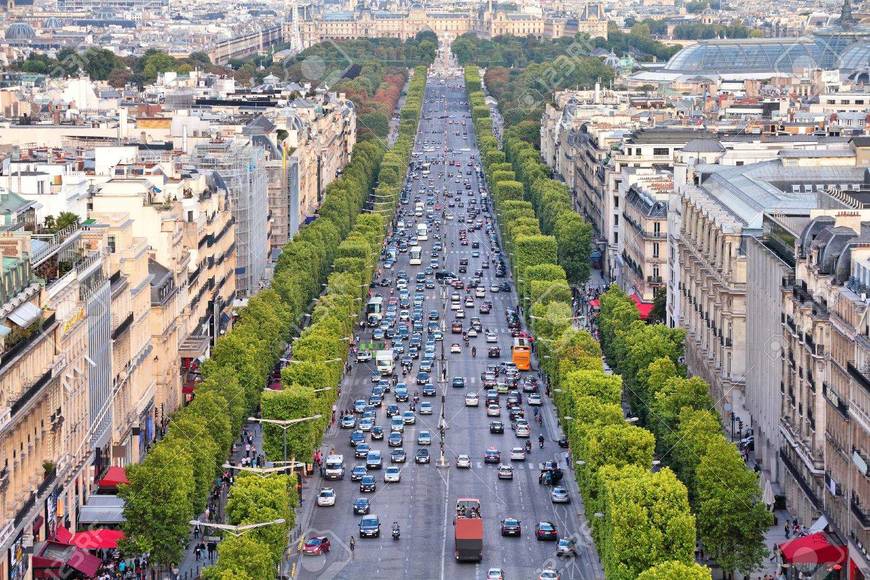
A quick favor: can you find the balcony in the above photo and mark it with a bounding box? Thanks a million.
[780,448,823,509]
[111,312,134,341]
[0,313,56,374]
[852,496,870,529]
[30,224,82,268]
[848,361,870,394]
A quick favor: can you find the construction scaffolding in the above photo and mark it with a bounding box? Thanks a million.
[194,139,269,297]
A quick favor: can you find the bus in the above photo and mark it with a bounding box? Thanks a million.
[417,223,428,241]
[511,336,531,371]
[366,296,384,327]
[421,162,431,176]
[409,246,422,265]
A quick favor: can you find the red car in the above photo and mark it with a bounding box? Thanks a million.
[303,536,331,555]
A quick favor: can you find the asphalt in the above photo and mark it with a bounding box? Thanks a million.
[291,51,603,580]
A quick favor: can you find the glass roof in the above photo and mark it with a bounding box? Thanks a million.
[664,39,834,74]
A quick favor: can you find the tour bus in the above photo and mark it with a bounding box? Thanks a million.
[511,336,531,371]
[409,246,423,265]
[417,223,428,241]
[366,296,384,327]
[421,162,431,177]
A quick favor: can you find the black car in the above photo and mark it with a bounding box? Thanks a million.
[500,518,522,537]
[422,383,437,397]
[535,521,558,541]
[489,420,504,434]
[359,515,381,538]
[488,346,501,358]
[391,448,407,463]
[451,377,466,388]
[359,475,377,493]
[353,498,370,515]
[415,448,431,464]
[371,426,384,440]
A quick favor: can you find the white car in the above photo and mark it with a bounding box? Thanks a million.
[456,454,472,468]
[485,331,498,343]
[465,392,480,407]
[450,343,462,354]
[317,488,336,507]
[538,570,560,580]
[486,403,501,417]
[384,466,402,483]
[487,569,505,580]
[510,447,526,461]
[528,393,543,406]
[551,486,570,503]
[467,328,478,337]
[475,288,485,298]
[515,424,531,437]
[420,401,433,415]
[497,464,513,480]
[455,309,465,319]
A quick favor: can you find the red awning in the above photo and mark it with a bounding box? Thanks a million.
[69,529,125,550]
[97,466,128,489]
[589,298,600,309]
[32,541,102,578]
[780,532,847,565]
[630,293,654,320]
[53,527,72,545]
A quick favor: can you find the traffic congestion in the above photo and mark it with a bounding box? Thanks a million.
[295,51,594,580]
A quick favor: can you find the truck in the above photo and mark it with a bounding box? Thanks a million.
[324,454,344,480]
[454,498,483,562]
[366,296,384,327]
[376,349,395,376]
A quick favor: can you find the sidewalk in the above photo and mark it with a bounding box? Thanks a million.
[174,423,264,580]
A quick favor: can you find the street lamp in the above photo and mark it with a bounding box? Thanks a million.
[625,417,639,423]
[285,359,341,365]
[189,519,286,538]
[248,415,322,466]
[222,464,300,477]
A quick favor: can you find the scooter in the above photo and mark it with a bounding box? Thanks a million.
[392,525,400,540]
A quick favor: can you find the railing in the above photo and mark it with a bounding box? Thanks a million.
[779,448,823,509]
[10,369,53,417]
[111,312,134,340]
[0,313,56,374]
[851,495,870,528]
[30,223,82,267]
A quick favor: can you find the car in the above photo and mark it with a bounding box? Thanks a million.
[419,401,433,415]
[384,466,402,483]
[340,415,356,429]
[497,464,514,479]
[371,426,384,440]
[489,420,504,434]
[359,515,381,538]
[402,411,416,425]
[486,403,501,417]
[528,393,543,406]
[551,487,570,504]
[464,392,479,406]
[484,448,501,464]
[422,383,437,397]
[303,536,331,556]
[510,447,526,461]
[354,443,370,459]
[366,450,382,470]
[350,465,367,481]
[386,404,400,418]
[388,431,403,448]
[417,431,432,445]
[500,518,521,536]
[535,521,558,541]
[488,346,501,358]
[485,330,498,343]
[456,454,472,468]
[539,569,560,580]
[455,308,465,319]
[415,448,431,464]
[356,350,373,362]
[486,568,505,580]
[556,538,577,557]
[451,377,466,388]
[450,343,462,354]
[353,497,370,515]
[395,387,409,402]
[451,321,463,333]
[359,475,377,493]
[317,488,336,507]
[515,424,531,438]
[359,418,373,432]
[416,371,430,385]
[390,448,407,463]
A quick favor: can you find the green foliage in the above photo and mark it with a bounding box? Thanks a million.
[638,560,713,580]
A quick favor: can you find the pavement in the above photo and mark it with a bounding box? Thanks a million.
[285,50,603,580]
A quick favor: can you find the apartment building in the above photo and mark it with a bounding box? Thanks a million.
[782,196,870,576]
[0,153,89,225]
[622,181,669,303]
[677,153,869,445]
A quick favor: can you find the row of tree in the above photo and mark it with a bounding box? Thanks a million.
[116,68,430,573]
[597,287,772,577]
[465,64,709,580]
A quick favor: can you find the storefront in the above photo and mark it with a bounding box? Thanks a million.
[31,541,100,579]
[7,531,27,580]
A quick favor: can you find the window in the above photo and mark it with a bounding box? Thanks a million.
[37,181,44,195]
[653,266,660,279]
[653,221,661,235]
[614,232,618,244]
[653,147,669,156]
[108,235,116,254]
[736,161,744,166]
[613,214,619,226]
[187,211,194,222]
[653,242,660,258]
[613,195,619,208]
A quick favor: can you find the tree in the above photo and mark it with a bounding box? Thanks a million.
[202,536,275,580]
[696,438,771,575]
[554,212,593,285]
[649,376,715,445]
[638,561,712,580]
[261,387,323,463]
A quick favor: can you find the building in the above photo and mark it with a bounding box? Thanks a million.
[781,191,870,576]
[622,181,670,303]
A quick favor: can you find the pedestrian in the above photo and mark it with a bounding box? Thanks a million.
[244,442,251,458]
[194,544,201,562]
[784,522,790,539]
[349,536,355,556]
[320,463,325,477]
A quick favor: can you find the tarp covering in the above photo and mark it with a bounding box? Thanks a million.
[32,541,101,578]
[69,529,125,550]
[780,532,847,565]
[97,466,128,489]
[630,293,654,320]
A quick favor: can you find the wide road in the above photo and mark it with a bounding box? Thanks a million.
[293,51,601,580]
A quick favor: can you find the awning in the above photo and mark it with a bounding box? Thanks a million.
[69,529,125,550]
[630,293,654,320]
[53,526,72,545]
[97,466,128,489]
[780,532,847,565]
[78,495,125,525]
[589,298,600,309]
[178,334,210,359]
[32,541,101,578]
[8,301,42,329]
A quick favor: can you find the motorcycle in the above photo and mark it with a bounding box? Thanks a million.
[392,524,400,540]
[471,346,477,358]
